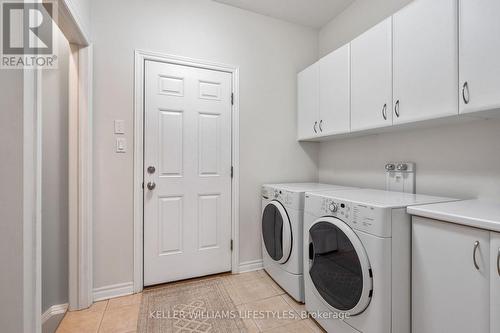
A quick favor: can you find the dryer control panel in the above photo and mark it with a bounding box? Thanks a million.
[261,186,300,208]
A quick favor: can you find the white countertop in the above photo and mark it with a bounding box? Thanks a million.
[263,182,358,192]
[308,189,457,209]
[407,199,500,232]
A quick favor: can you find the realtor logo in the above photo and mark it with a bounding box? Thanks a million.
[1,0,58,68]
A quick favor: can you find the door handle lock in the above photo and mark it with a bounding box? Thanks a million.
[147,182,156,191]
[147,166,156,174]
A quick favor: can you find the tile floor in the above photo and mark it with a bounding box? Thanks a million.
[56,270,324,333]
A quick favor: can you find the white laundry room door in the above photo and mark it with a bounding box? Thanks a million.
[143,60,233,286]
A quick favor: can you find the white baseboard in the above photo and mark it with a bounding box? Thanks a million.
[42,303,68,333]
[238,259,263,273]
[42,303,68,323]
[93,282,134,302]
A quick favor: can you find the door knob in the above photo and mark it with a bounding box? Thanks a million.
[147,182,156,190]
[147,166,156,174]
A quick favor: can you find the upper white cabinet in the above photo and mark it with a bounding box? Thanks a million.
[319,44,350,136]
[393,0,459,124]
[459,0,500,114]
[412,217,490,333]
[297,45,350,140]
[351,18,393,131]
[297,0,500,141]
[297,62,319,140]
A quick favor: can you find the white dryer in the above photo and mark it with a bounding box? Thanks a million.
[303,189,457,333]
[261,183,358,302]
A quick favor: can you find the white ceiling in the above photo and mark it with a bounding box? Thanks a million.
[212,0,355,29]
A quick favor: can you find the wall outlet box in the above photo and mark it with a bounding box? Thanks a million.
[114,120,125,134]
[116,137,127,153]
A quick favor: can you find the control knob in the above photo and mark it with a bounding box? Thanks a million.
[329,202,338,213]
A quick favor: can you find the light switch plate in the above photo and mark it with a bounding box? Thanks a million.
[116,137,127,153]
[114,120,125,134]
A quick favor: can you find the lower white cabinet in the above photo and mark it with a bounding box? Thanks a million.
[412,217,490,333]
[490,233,500,332]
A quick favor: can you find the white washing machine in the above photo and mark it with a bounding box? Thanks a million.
[303,189,457,333]
[261,183,359,302]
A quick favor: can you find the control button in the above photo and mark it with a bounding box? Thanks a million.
[341,203,345,208]
[329,203,338,212]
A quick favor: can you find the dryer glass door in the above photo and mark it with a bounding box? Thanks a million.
[262,201,292,264]
[308,217,372,315]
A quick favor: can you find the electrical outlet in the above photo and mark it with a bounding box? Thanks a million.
[114,120,125,134]
[116,137,127,153]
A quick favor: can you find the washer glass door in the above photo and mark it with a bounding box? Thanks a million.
[308,217,372,315]
[262,201,292,264]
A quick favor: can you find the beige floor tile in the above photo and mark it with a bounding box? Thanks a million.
[236,304,260,333]
[98,304,140,333]
[259,272,285,295]
[241,295,300,331]
[225,276,282,305]
[303,318,326,332]
[57,272,310,333]
[281,294,306,318]
[262,319,321,333]
[226,270,265,284]
[56,301,108,333]
[107,293,142,310]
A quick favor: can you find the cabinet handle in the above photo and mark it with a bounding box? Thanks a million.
[313,121,318,133]
[394,100,400,118]
[462,81,470,105]
[497,248,500,277]
[382,104,387,120]
[473,241,480,270]
[319,120,323,132]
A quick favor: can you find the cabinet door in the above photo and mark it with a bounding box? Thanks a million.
[412,217,490,333]
[297,62,319,140]
[491,232,500,333]
[351,18,393,131]
[459,0,500,114]
[393,0,459,124]
[319,44,350,136]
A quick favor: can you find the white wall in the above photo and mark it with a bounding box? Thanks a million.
[318,0,500,201]
[91,0,319,289]
[42,26,70,314]
[319,120,500,200]
[0,71,24,333]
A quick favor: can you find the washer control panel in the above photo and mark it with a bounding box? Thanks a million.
[311,197,391,237]
[320,198,352,221]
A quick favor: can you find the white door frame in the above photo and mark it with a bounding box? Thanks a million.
[67,43,93,310]
[23,66,42,333]
[133,50,240,293]
[24,2,94,330]
[58,0,94,311]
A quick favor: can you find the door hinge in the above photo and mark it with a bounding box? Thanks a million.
[230,239,233,251]
[231,93,234,105]
[231,166,234,178]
